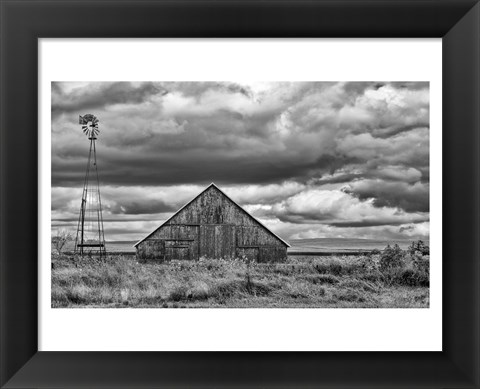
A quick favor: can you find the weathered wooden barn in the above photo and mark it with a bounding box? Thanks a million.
[134,183,289,262]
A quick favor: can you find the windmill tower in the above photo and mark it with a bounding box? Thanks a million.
[74,114,107,256]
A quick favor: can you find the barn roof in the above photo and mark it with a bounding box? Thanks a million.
[133,183,290,247]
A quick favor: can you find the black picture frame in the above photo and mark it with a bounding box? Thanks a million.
[1,0,479,387]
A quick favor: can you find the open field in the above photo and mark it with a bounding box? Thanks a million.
[59,238,429,256]
[52,244,429,308]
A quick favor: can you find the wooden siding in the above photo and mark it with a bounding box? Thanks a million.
[136,185,287,262]
[235,247,259,261]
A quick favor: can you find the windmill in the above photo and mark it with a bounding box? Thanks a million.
[74,114,107,256]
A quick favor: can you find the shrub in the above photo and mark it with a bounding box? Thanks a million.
[186,281,210,301]
[313,263,329,274]
[396,268,429,287]
[380,244,405,273]
[408,240,430,256]
[329,262,343,276]
[398,268,418,286]
[375,243,430,287]
[169,285,189,302]
[249,281,275,296]
[52,229,74,255]
[213,279,243,299]
[412,254,430,274]
[357,255,380,272]
[313,259,359,276]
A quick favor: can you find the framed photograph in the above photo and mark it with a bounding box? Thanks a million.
[1,1,479,388]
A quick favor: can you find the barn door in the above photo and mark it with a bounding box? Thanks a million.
[200,225,235,259]
[200,225,216,259]
[214,225,235,258]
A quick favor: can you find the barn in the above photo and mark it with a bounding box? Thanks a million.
[134,183,289,262]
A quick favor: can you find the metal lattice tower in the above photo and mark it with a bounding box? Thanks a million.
[74,114,107,256]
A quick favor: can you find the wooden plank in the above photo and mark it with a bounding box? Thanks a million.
[259,246,287,262]
[163,238,194,242]
[165,246,190,261]
[146,238,193,242]
[237,245,284,248]
[199,223,235,226]
[166,224,200,227]
[235,247,259,261]
[225,225,235,258]
[200,225,215,259]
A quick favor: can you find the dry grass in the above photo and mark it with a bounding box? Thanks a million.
[51,252,429,308]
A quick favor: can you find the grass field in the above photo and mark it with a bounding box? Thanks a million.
[51,243,429,308]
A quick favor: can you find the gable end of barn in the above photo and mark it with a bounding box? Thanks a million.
[135,183,289,262]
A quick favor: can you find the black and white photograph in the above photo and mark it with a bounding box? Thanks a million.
[51,81,430,308]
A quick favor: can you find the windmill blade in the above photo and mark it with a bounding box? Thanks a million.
[80,114,100,139]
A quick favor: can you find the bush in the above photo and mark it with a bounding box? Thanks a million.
[396,268,429,287]
[357,255,380,272]
[169,285,189,302]
[398,268,418,286]
[52,229,74,255]
[329,262,343,276]
[412,254,430,274]
[186,281,210,301]
[313,263,329,274]
[313,259,355,276]
[380,244,405,272]
[408,240,430,256]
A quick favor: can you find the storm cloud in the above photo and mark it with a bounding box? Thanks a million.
[51,81,430,241]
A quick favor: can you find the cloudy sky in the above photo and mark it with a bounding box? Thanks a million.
[51,81,429,242]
